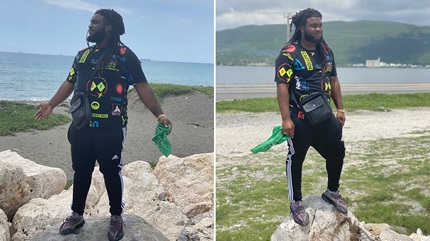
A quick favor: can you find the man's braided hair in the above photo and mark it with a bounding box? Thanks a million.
[287,8,332,74]
[88,9,127,73]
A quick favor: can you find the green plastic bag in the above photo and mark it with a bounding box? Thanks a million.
[251,126,290,154]
[152,123,172,157]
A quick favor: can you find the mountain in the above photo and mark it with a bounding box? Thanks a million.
[216,21,430,66]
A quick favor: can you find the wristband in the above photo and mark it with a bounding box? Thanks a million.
[337,109,345,113]
[157,114,167,121]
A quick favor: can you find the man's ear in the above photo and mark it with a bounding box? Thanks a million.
[299,25,304,33]
[105,24,112,32]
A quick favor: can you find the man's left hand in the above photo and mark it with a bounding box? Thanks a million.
[336,111,346,127]
[158,116,172,134]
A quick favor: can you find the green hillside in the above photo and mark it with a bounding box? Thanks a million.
[216,21,430,66]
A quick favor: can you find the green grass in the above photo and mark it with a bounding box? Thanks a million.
[216,93,430,113]
[142,83,214,100]
[216,132,430,239]
[0,101,71,136]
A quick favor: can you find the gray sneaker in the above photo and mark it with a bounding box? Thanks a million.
[108,215,125,241]
[290,201,309,226]
[322,190,348,214]
[59,212,85,235]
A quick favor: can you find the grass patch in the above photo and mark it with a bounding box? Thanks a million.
[216,133,430,238]
[143,83,213,100]
[65,180,73,190]
[216,93,430,113]
[0,101,71,136]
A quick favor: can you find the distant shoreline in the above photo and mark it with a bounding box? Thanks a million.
[216,83,430,100]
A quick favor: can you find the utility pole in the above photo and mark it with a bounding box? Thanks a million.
[283,13,291,41]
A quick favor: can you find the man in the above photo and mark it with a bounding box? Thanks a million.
[35,9,172,241]
[274,8,347,226]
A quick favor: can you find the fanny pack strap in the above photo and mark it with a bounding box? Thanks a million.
[86,50,107,95]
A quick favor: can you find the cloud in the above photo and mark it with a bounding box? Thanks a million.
[44,0,100,13]
[43,0,134,15]
[216,0,430,30]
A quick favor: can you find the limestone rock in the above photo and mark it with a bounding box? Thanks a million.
[270,195,430,241]
[176,211,214,241]
[11,169,105,241]
[366,223,391,237]
[380,229,413,241]
[153,153,214,218]
[271,195,369,241]
[88,161,187,241]
[0,150,66,220]
[29,214,169,241]
[0,209,10,241]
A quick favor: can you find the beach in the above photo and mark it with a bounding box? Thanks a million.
[0,90,214,179]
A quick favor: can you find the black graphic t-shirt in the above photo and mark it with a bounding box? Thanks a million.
[274,41,337,117]
[66,46,147,128]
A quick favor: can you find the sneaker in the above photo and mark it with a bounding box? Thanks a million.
[59,212,85,235]
[290,201,309,226]
[108,215,125,241]
[322,190,348,214]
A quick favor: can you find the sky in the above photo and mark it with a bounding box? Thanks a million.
[0,0,214,63]
[217,0,430,30]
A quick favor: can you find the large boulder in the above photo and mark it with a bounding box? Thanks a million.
[11,169,105,241]
[153,153,214,219]
[0,150,66,220]
[271,195,372,241]
[29,214,169,241]
[87,161,188,241]
[271,195,430,241]
[0,209,10,241]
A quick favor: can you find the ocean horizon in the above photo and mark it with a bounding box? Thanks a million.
[0,51,213,101]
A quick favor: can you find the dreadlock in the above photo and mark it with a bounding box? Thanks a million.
[288,8,332,74]
[88,9,127,74]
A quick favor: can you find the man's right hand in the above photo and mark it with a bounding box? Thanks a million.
[34,102,54,120]
[282,118,295,139]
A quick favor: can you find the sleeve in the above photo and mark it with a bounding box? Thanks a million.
[274,48,295,84]
[123,47,148,85]
[66,53,79,84]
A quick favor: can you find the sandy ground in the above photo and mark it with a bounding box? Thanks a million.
[216,108,430,164]
[0,91,214,179]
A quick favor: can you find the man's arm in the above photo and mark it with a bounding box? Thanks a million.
[34,80,75,120]
[277,83,295,138]
[133,82,172,129]
[330,76,345,126]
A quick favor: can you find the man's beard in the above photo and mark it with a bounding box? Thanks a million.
[304,31,322,44]
[87,29,105,43]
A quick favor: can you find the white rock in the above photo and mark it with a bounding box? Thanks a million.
[0,150,66,219]
[271,195,371,241]
[89,161,187,241]
[11,168,105,240]
[153,153,214,218]
[380,229,413,241]
[0,209,10,241]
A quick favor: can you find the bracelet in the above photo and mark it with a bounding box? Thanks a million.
[157,114,167,121]
[337,109,345,113]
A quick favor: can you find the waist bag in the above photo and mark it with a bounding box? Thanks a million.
[68,92,91,129]
[295,92,333,125]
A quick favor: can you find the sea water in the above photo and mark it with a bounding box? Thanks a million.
[0,51,213,101]
[216,65,430,86]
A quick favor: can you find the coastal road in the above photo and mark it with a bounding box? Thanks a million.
[216,84,430,100]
